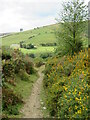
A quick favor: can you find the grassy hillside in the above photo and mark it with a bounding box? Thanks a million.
[2,23,88,58]
[2,24,58,46]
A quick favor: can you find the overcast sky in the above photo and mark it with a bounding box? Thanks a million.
[0,0,89,33]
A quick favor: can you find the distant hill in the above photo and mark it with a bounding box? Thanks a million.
[0,33,12,37]
[2,24,59,46]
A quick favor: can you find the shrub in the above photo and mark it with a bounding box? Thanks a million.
[29,53,35,58]
[14,58,25,74]
[2,46,12,60]
[19,70,30,81]
[6,105,19,115]
[40,53,52,59]
[2,61,15,78]
[26,43,34,49]
[24,55,35,74]
[35,61,45,67]
[40,43,57,46]
[2,88,23,110]
[20,41,25,48]
[43,49,89,118]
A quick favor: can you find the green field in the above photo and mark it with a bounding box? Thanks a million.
[20,46,55,55]
[2,24,59,57]
[2,24,58,46]
[2,23,88,57]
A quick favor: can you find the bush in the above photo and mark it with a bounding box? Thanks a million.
[2,46,12,60]
[14,58,25,74]
[29,53,35,58]
[20,41,25,48]
[26,43,34,49]
[6,105,19,115]
[19,70,30,81]
[2,88,23,110]
[2,47,36,116]
[40,43,57,46]
[35,61,45,67]
[40,53,52,59]
[24,55,35,74]
[43,49,89,118]
[2,61,15,78]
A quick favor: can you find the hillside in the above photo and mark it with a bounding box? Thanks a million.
[2,24,58,46]
[2,23,88,58]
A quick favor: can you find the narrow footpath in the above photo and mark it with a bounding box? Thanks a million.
[21,65,45,118]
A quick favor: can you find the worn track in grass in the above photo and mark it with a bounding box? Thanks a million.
[21,65,45,118]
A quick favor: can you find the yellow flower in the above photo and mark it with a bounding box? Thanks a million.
[64,94,67,98]
[75,97,79,101]
[75,105,78,109]
[69,107,71,112]
[63,86,67,91]
[75,88,77,92]
[77,109,81,114]
[79,92,81,95]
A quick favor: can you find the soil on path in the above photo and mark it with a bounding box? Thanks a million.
[21,65,45,118]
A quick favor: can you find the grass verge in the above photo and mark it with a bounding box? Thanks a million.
[4,73,38,118]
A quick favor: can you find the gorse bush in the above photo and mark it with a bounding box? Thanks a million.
[3,61,15,78]
[2,47,35,116]
[2,46,12,60]
[2,88,23,111]
[24,55,35,74]
[43,49,89,119]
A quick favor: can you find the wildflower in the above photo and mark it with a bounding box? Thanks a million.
[77,109,81,114]
[75,97,79,101]
[79,92,81,96]
[75,105,78,109]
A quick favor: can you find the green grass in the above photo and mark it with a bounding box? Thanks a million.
[2,23,88,57]
[2,24,58,57]
[2,24,58,47]
[4,73,38,118]
[7,73,38,100]
[20,46,56,56]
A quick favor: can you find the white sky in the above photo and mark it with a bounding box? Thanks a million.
[0,0,89,33]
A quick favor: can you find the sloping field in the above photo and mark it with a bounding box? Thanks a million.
[2,24,58,47]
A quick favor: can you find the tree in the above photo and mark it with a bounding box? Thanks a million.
[56,0,88,55]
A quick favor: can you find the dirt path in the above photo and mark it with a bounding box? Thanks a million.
[21,65,45,118]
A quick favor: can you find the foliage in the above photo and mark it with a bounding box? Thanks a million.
[20,42,35,49]
[40,43,57,46]
[2,61,15,78]
[2,88,23,112]
[28,53,35,58]
[2,47,35,116]
[24,55,35,74]
[40,53,52,59]
[6,105,19,115]
[2,46,12,60]
[56,0,88,55]
[35,60,45,67]
[19,70,30,81]
[43,49,89,118]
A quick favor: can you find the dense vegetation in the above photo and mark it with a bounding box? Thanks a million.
[56,0,88,56]
[42,0,89,119]
[2,47,37,117]
[43,49,89,118]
